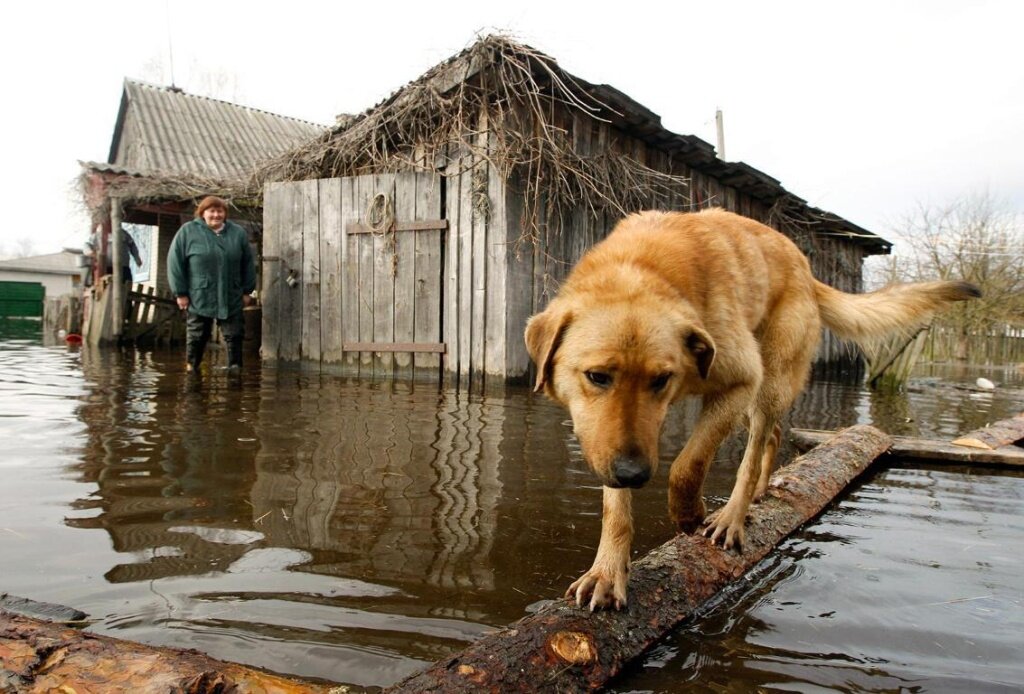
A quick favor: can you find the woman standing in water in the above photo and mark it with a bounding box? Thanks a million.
[168,196,256,373]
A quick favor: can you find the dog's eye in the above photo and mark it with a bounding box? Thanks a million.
[651,373,671,392]
[585,370,612,388]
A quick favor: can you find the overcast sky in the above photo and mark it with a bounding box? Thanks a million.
[1,0,1021,258]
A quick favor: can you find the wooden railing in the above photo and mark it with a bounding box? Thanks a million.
[84,278,184,345]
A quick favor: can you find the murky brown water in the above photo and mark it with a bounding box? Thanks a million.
[2,324,1022,691]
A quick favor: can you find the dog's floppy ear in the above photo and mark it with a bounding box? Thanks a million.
[525,307,571,393]
[686,326,716,379]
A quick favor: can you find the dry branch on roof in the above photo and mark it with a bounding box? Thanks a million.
[78,165,258,222]
[255,35,692,244]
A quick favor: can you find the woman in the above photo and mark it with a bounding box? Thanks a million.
[168,196,256,373]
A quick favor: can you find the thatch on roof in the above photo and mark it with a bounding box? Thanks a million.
[77,161,259,223]
[256,35,694,244]
[256,35,888,255]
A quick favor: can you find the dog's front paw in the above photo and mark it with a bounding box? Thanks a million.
[566,564,628,611]
[702,503,747,549]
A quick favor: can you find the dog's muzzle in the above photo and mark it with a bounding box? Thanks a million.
[608,456,651,488]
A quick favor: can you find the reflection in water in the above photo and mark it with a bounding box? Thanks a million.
[614,466,1024,692]
[67,348,259,585]
[249,374,505,601]
[1,331,1022,689]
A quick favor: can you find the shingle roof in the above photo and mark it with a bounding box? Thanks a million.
[109,80,326,179]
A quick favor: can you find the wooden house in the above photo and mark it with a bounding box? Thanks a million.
[79,79,326,344]
[258,36,892,390]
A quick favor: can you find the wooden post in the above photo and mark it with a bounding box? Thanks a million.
[387,425,892,693]
[110,197,124,339]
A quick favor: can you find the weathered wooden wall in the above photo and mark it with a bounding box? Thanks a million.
[262,96,874,388]
[505,101,870,382]
[262,173,446,380]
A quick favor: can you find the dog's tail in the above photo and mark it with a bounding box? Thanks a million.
[814,279,981,350]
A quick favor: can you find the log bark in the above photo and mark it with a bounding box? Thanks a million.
[0,611,333,694]
[387,425,891,693]
[951,412,1024,450]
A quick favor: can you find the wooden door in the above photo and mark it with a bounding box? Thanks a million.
[338,172,446,380]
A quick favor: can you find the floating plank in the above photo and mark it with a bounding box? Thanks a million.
[386,425,892,693]
[951,413,1024,451]
[0,611,332,693]
[791,427,1024,467]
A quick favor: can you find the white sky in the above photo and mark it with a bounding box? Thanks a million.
[1,0,1021,257]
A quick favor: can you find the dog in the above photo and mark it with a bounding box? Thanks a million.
[525,209,980,611]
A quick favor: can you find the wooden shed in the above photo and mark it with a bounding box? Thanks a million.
[258,36,891,391]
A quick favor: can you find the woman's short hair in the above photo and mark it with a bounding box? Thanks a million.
[195,196,228,218]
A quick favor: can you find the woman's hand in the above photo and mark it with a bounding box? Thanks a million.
[176,296,190,310]
[242,294,255,308]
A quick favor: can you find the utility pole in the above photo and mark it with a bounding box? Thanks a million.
[715,108,726,160]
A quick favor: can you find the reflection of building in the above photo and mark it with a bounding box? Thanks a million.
[249,378,503,593]
[66,349,260,582]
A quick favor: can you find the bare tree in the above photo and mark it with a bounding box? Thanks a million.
[870,192,1024,359]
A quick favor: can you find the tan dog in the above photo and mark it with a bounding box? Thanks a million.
[525,209,979,611]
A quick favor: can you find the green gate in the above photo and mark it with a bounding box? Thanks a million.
[0,281,45,318]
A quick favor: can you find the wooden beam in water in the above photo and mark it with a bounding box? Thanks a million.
[791,417,1024,468]
[951,413,1024,451]
[0,611,332,693]
[386,425,892,693]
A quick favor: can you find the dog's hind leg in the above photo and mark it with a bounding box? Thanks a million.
[668,383,755,533]
[704,409,778,548]
[754,422,783,500]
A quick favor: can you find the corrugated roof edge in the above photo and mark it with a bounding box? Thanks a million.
[108,78,328,164]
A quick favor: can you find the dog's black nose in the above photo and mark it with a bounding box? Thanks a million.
[611,458,650,488]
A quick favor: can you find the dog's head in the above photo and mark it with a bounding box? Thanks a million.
[525,296,715,489]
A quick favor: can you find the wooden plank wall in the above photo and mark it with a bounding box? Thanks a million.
[263,101,872,384]
[507,102,871,378]
[319,178,344,364]
[301,179,321,364]
[263,174,444,378]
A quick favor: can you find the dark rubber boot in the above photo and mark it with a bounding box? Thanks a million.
[227,338,243,371]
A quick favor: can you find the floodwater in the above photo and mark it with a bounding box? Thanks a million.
[1,323,1022,692]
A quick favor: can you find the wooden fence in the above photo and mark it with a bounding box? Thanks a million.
[123,283,184,345]
[923,326,1024,365]
[84,278,184,345]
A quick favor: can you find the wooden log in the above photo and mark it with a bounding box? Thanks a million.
[951,413,1024,450]
[386,425,891,693]
[791,426,1024,467]
[0,611,332,693]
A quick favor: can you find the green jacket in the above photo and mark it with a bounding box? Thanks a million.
[168,219,256,320]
